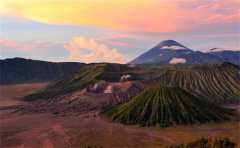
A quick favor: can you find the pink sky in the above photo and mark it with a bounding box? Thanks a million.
[0,0,239,63]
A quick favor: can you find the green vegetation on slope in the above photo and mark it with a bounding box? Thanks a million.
[167,137,237,148]
[103,85,235,127]
[150,63,240,103]
[25,63,141,101]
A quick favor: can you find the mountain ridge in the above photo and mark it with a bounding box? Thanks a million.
[24,63,142,101]
[130,40,240,65]
[103,85,235,127]
[0,57,84,84]
[147,62,240,103]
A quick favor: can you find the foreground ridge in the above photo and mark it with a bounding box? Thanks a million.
[103,85,235,127]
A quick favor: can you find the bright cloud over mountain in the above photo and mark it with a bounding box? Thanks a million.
[64,37,127,63]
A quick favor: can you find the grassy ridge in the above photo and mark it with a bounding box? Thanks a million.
[25,62,240,103]
[151,63,240,103]
[103,85,235,127]
[24,63,141,101]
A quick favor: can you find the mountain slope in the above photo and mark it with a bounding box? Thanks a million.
[25,63,141,100]
[130,40,239,65]
[0,57,84,84]
[103,85,235,127]
[151,63,240,103]
[209,50,240,65]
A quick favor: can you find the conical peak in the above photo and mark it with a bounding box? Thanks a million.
[154,40,187,49]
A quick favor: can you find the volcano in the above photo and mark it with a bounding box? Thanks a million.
[103,85,235,127]
[130,40,239,65]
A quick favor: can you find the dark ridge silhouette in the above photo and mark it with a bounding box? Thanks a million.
[0,57,84,84]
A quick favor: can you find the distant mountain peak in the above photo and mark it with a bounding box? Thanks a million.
[154,40,187,49]
[129,40,240,65]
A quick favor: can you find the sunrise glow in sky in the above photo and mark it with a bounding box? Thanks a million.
[0,0,239,63]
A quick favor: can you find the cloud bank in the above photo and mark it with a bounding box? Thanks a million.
[64,37,127,63]
[0,38,67,61]
[1,0,239,33]
[0,39,32,51]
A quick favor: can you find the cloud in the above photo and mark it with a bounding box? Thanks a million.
[162,45,186,50]
[196,0,240,24]
[64,37,127,63]
[0,38,67,61]
[97,39,133,48]
[169,57,186,64]
[5,0,239,33]
[96,34,138,48]
[0,39,32,51]
[0,39,62,52]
